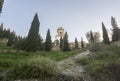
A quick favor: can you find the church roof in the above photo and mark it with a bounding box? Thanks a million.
[57,27,64,30]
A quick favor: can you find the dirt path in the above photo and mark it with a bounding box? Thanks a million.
[57,50,91,81]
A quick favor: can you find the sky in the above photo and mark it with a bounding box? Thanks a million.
[0,0,120,42]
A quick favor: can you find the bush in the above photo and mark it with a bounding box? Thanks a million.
[0,59,15,72]
[105,60,120,81]
[86,44,120,81]
[88,43,105,52]
[95,51,118,60]
[87,60,120,81]
[14,38,27,50]
[76,57,90,65]
[87,60,106,76]
[6,57,59,80]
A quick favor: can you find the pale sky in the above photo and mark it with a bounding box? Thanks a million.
[0,0,120,42]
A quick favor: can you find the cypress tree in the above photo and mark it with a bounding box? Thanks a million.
[45,29,52,51]
[90,30,94,43]
[102,22,110,44]
[37,34,43,51]
[60,36,63,50]
[26,13,40,52]
[0,0,4,13]
[63,32,70,51]
[75,37,78,49]
[111,16,120,41]
[81,37,84,48]
[7,32,16,46]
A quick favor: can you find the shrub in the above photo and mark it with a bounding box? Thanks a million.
[0,59,15,72]
[87,60,106,76]
[86,44,120,81]
[108,45,120,57]
[95,51,118,60]
[6,57,59,80]
[105,60,120,81]
[88,60,120,81]
[88,43,105,52]
[76,57,90,65]
[14,38,27,50]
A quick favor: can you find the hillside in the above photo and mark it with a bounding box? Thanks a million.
[0,43,120,81]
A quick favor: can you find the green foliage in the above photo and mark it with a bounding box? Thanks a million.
[111,16,120,41]
[63,32,70,51]
[105,60,120,81]
[88,43,104,52]
[37,35,43,51]
[81,37,84,48]
[0,24,18,46]
[86,44,120,81]
[0,0,4,13]
[75,38,78,49]
[95,51,117,61]
[87,60,120,81]
[76,57,90,65]
[14,38,27,50]
[87,60,106,76]
[102,22,110,44]
[0,44,12,49]
[90,30,94,43]
[45,29,52,51]
[0,50,77,80]
[0,59,15,72]
[0,50,77,72]
[0,24,18,40]
[60,37,63,50]
[7,32,16,46]
[6,57,59,80]
[44,51,77,61]
[25,13,40,52]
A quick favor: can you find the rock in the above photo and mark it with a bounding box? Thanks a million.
[57,50,92,81]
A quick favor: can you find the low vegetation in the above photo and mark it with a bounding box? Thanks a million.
[76,44,120,81]
[0,50,77,72]
[6,57,59,81]
[0,46,79,80]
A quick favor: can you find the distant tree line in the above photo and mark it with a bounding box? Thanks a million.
[86,16,120,45]
[1,13,120,52]
[0,23,21,46]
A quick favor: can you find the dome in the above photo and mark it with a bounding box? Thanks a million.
[57,27,64,30]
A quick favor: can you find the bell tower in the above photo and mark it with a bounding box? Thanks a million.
[52,27,65,51]
[55,27,64,42]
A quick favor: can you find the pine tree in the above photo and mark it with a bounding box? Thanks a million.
[60,37,63,50]
[45,29,52,51]
[75,38,78,49]
[63,32,70,51]
[26,13,40,52]
[102,22,110,44]
[111,16,120,41]
[81,37,84,48]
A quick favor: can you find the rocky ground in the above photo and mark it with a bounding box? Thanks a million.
[57,50,92,81]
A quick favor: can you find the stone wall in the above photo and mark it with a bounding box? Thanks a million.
[0,38,8,44]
